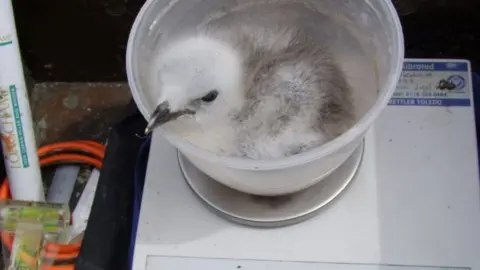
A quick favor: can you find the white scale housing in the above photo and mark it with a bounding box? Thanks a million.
[134,59,480,270]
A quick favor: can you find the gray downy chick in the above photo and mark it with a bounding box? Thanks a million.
[146,24,355,160]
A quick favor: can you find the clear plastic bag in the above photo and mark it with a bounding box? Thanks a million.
[0,200,70,269]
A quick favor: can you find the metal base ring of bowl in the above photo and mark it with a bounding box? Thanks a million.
[178,141,364,228]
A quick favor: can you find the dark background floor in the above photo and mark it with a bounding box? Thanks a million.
[5,0,477,150]
[10,0,475,146]
[11,0,480,145]
[12,0,480,83]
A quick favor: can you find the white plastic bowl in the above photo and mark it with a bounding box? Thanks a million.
[126,0,404,196]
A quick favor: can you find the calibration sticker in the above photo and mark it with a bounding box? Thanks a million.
[389,60,471,107]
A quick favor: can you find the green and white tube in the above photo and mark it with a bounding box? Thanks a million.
[0,0,44,201]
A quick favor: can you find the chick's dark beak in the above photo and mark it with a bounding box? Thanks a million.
[144,102,193,135]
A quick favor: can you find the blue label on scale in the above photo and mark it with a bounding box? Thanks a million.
[390,60,471,107]
[403,62,469,72]
[389,98,471,107]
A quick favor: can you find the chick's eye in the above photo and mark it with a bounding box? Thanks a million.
[201,90,219,103]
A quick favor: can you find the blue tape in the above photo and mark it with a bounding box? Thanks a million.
[129,135,151,270]
[472,72,480,171]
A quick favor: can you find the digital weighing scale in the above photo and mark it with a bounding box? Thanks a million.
[133,59,480,270]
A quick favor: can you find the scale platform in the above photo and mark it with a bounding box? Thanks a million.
[133,59,480,270]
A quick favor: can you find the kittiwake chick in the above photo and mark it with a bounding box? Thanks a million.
[145,24,355,160]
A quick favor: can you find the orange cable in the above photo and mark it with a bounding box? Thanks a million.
[0,140,106,270]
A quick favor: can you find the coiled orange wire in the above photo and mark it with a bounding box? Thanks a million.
[0,140,106,270]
